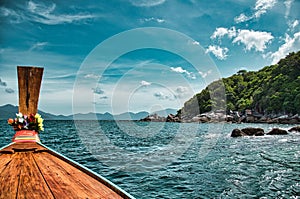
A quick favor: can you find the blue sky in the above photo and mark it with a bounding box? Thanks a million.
[0,0,299,115]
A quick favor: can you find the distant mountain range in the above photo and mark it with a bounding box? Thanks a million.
[0,104,177,120]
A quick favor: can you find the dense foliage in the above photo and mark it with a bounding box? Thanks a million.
[179,51,300,118]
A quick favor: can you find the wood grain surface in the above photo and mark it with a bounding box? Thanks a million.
[0,143,129,199]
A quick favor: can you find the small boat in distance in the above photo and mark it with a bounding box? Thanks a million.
[0,66,133,199]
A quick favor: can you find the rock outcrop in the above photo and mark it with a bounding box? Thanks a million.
[288,126,300,132]
[231,129,247,137]
[166,114,181,122]
[139,114,166,122]
[254,131,265,136]
[267,128,288,135]
[241,127,264,136]
[231,127,265,137]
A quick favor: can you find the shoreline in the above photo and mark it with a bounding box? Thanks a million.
[140,112,300,125]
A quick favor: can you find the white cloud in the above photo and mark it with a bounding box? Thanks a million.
[206,45,229,60]
[170,67,196,79]
[175,86,188,94]
[271,32,300,64]
[254,0,277,18]
[209,27,274,53]
[189,74,196,80]
[170,66,187,74]
[284,0,294,18]
[211,27,236,39]
[187,40,200,46]
[234,13,251,23]
[140,80,151,86]
[192,41,200,45]
[174,86,189,99]
[29,42,48,51]
[233,29,273,52]
[210,27,236,39]
[154,91,171,100]
[288,20,299,31]
[1,1,95,25]
[142,17,165,23]
[0,7,23,23]
[234,0,277,23]
[199,70,212,78]
[156,19,165,23]
[153,86,190,100]
[84,74,101,79]
[0,1,95,25]
[25,1,95,25]
[28,0,55,14]
[292,20,299,29]
[211,27,228,39]
[130,0,166,7]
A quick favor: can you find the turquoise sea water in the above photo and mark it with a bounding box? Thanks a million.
[1,120,300,198]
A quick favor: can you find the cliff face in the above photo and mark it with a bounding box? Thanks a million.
[179,51,300,119]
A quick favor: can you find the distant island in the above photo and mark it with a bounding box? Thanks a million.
[142,51,300,124]
[0,104,177,121]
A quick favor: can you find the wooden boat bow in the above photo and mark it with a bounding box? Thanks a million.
[0,66,133,198]
[0,141,133,198]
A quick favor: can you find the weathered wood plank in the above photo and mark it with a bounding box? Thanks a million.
[17,66,43,115]
[0,144,130,198]
[0,154,13,176]
[17,152,54,199]
[0,153,22,199]
[34,152,123,199]
[33,152,79,198]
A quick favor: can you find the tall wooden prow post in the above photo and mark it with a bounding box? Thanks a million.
[11,66,44,142]
[17,66,44,115]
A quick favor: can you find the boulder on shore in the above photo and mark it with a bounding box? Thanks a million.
[267,128,288,135]
[288,126,300,132]
[231,129,247,137]
[254,131,265,136]
[166,114,181,122]
[241,127,264,136]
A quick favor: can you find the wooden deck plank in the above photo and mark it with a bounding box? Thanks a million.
[33,152,83,198]
[34,152,123,199]
[0,153,22,199]
[1,142,131,199]
[17,152,54,199]
[0,154,13,175]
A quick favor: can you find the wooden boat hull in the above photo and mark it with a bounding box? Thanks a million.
[0,141,134,199]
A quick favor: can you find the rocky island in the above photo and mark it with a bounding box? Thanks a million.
[141,51,300,125]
